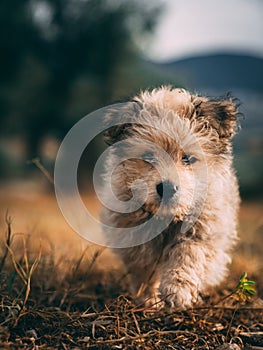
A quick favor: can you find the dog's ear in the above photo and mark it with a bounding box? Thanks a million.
[103,123,132,145]
[103,101,141,145]
[193,96,239,139]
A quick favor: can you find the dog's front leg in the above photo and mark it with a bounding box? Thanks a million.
[159,241,208,309]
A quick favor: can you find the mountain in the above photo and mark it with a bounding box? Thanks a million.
[149,53,263,92]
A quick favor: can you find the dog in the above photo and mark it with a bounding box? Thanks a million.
[100,87,240,309]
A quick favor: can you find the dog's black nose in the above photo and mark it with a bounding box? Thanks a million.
[156,181,177,201]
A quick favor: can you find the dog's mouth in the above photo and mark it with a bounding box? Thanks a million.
[157,201,182,219]
[141,191,182,218]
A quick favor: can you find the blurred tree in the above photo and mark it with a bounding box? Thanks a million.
[0,0,161,157]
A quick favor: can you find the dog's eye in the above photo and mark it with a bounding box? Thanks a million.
[141,151,157,164]
[182,154,198,165]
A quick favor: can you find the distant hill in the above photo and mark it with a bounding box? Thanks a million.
[149,53,263,92]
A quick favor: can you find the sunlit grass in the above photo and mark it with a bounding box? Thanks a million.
[0,182,262,349]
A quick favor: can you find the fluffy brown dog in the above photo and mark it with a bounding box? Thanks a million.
[101,87,240,309]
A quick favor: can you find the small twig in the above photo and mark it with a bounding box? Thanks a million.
[226,305,238,341]
[132,311,141,335]
[116,298,120,339]
[71,247,89,278]
[88,249,105,271]
[6,237,42,326]
[22,242,42,309]
[0,211,12,272]
[28,157,54,185]
[96,329,198,344]
[6,242,27,284]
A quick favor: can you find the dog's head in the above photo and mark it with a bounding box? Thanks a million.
[103,87,239,221]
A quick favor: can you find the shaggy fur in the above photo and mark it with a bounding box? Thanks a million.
[101,87,240,309]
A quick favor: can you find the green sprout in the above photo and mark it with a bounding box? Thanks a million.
[232,272,256,303]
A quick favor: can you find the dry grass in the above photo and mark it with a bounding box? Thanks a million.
[0,182,263,349]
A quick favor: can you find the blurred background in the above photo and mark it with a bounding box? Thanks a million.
[0,0,262,198]
[0,0,263,314]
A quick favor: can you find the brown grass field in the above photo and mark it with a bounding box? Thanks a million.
[0,181,262,349]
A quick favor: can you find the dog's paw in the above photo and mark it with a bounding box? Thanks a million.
[160,281,201,310]
[143,293,165,310]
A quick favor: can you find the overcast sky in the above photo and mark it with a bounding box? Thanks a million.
[145,0,263,62]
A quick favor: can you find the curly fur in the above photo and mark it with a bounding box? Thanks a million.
[101,87,240,309]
